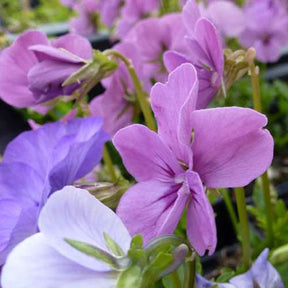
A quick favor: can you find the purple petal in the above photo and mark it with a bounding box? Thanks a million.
[151,63,198,164]
[0,30,48,107]
[38,186,131,272]
[51,34,92,61]
[164,51,189,73]
[186,171,216,256]
[182,0,201,36]
[116,180,188,243]
[113,124,182,182]
[196,274,234,288]
[191,107,274,188]
[1,234,117,288]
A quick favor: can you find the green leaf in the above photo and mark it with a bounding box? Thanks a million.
[104,232,125,257]
[65,238,128,270]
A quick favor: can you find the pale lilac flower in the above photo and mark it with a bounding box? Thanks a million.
[113,64,274,256]
[0,117,109,265]
[124,13,188,84]
[239,0,288,62]
[90,42,142,135]
[0,30,92,108]
[164,0,224,109]
[196,249,284,288]
[203,1,245,38]
[1,186,131,288]
[116,0,159,39]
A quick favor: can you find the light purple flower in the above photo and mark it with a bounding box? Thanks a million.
[0,117,109,265]
[196,249,284,288]
[239,0,288,63]
[116,0,159,39]
[90,42,142,135]
[113,63,273,256]
[0,30,92,108]
[164,0,224,109]
[124,13,188,84]
[1,186,131,288]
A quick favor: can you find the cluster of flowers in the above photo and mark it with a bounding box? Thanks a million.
[0,0,285,287]
[61,0,288,63]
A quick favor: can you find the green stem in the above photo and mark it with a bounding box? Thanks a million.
[235,187,250,270]
[261,171,274,247]
[103,145,117,183]
[171,271,182,288]
[249,60,274,247]
[104,50,156,132]
[183,256,195,288]
[222,189,238,234]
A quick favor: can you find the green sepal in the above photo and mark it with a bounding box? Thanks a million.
[104,232,125,257]
[65,238,129,271]
[117,265,142,288]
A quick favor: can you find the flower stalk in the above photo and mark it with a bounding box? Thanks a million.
[248,48,274,247]
[235,187,250,270]
[104,50,156,132]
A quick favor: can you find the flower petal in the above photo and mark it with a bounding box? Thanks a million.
[116,180,188,243]
[186,171,216,256]
[38,186,131,272]
[113,124,182,182]
[1,233,117,288]
[191,107,274,188]
[151,63,198,163]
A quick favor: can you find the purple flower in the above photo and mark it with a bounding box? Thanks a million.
[0,30,92,108]
[164,0,224,109]
[113,64,273,256]
[116,0,159,39]
[1,186,131,288]
[90,42,142,135]
[124,13,188,84]
[239,0,288,63]
[196,249,284,288]
[0,117,109,265]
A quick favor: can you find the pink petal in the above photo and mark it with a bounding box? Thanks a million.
[151,63,198,164]
[186,171,217,256]
[113,124,182,182]
[117,180,188,243]
[191,107,274,188]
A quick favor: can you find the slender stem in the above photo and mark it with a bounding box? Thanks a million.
[103,145,117,183]
[183,256,195,288]
[104,50,156,132]
[222,189,238,234]
[235,187,250,270]
[171,271,182,288]
[261,172,274,246]
[249,58,274,247]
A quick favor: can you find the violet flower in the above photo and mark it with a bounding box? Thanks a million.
[0,30,92,108]
[164,0,224,109]
[0,117,109,265]
[113,64,273,256]
[239,0,288,63]
[124,13,188,84]
[1,186,131,288]
[196,249,284,288]
[116,0,159,39]
[90,42,142,136]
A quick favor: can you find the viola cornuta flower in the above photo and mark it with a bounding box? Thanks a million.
[0,117,109,265]
[113,63,273,256]
[196,248,284,288]
[124,13,188,84]
[1,186,132,288]
[0,30,92,108]
[164,0,224,109]
[239,0,288,63]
